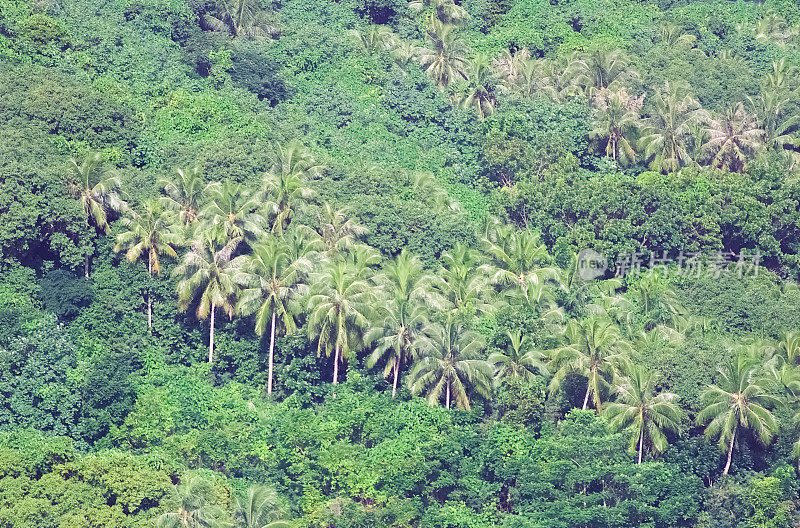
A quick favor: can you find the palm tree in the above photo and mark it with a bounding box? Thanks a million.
[777,330,800,366]
[749,89,799,155]
[639,82,706,173]
[174,235,240,364]
[493,48,530,86]
[264,140,318,234]
[590,89,642,165]
[367,250,439,397]
[307,262,374,385]
[696,353,780,474]
[233,486,292,528]
[605,360,684,464]
[156,476,223,528]
[349,25,394,52]
[114,200,180,330]
[489,329,546,384]
[418,19,468,89]
[66,152,126,277]
[204,0,278,39]
[437,242,489,313]
[409,317,492,410]
[703,102,764,173]
[159,167,204,225]
[316,203,367,259]
[233,238,310,395]
[658,22,696,48]
[548,315,633,411]
[481,225,561,308]
[456,53,496,119]
[200,181,266,247]
[566,49,635,97]
[409,0,469,26]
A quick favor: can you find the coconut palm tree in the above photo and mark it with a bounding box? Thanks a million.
[349,25,395,53]
[490,329,546,384]
[409,317,492,410]
[456,53,496,119]
[418,19,468,89]
[156,476,223,528]
[566,49,635,97]
[204,0,278,39]
[492,48,530,86]
[548,315,633,411]
[159,167,204,225]
[233,237,310,395]
[696,353,780,474]
[409,0,469,26]
[66,152,126,277]
[200,181,266,248]
[307,262,374,385]
[590,89,642,165]
[316,203,367,259]
[174,234,240,364]
[264,140,319,234]
[639,82,706,173]
[438,242,489,313]
[114,200,180,330]
[233,486,292,528]
[703,102,764,173]
[749,89,800,155]
[777,330,800,366]
[605,360,685,464]
[481,225,561,308]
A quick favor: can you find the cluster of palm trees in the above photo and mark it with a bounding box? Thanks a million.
[349,6,800,174]
[67,141,800,474]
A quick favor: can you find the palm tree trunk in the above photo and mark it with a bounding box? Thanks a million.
[147,254,153,332]
[638,428,644,465]
[333,345,340,385]
[85,254,90,279]
[723,430,735,475]
[267,312,276,396]
[446,379,451,410]
[392,360,400,398]
[209,302,215,364]
[582,381,591,410]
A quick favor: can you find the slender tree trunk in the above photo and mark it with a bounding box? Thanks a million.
[333,345,340,385]
[147,254,153,332]
[392,360,400,398]
[723,430,735,475]
[267,312,276,396]
[638,428,644,465]
[209,302,215,364]
[85,254,90,278]
[446,379,451,410]
[582,381,591,410]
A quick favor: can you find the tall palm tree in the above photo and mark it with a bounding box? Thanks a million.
[409,0,469,26]
[566,49,635,97]
[605,360,685,464]
[749,89,799,155]
[696,353,780,474]
[481,225,560,308]
[233,238,310,395]
[489,329,546,384]
[409,317,492,410]
[437,242,489,313]
[200,181,266,247]
[639,82,706,173]
[349,25,395,53]
[457,53,496,119]
[174,235,240,364]
[264,141,318,234]
[66,152,126,277]
[204,0,278,39]
[114,200,180,330]
[703,102,764,173]
[307,262,374,385]
[316,203,367,259]
[548,315,633,411]
[159,167,204,225]
[367,250,439,397]
[590,89,641,165]
[233,486,292,528]
[418,19,468,89]
[156,476,223,528]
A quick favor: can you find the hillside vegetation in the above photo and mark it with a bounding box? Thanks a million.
[2,0,800,527]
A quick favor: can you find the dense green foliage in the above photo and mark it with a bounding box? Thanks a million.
[2,0,800,526]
